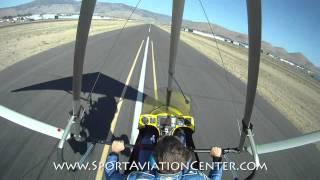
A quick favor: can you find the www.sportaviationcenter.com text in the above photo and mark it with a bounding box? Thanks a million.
[52,161,268,171]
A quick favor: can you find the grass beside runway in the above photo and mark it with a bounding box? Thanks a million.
[0,20,142,71]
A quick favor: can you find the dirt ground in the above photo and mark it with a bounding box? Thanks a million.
[0,20,141,71]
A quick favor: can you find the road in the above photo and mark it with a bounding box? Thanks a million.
[0,24,319,180]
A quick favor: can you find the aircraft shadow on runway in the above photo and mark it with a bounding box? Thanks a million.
[12,72,156,155]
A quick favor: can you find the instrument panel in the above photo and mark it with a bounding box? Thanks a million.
[138,113,195,135]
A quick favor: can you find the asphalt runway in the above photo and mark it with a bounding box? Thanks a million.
[0,24,319,180]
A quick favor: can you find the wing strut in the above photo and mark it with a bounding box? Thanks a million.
[240,0,320,158]
[70,0,97,141]
[57,0,97,164]
[238,0,262,152]
[166,0,185,109]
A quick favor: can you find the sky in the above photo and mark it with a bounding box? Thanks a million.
[1,0,319,66]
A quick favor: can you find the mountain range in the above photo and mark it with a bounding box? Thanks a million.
[0,0,318,72]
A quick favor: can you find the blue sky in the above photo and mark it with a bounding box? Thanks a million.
[1,0,319,66]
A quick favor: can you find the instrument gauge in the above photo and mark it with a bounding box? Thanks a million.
[142,117,149,125]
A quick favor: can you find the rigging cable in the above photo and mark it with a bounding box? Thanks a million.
[171,74,190,104]
[86,0,142,101]
[198,0,241,134]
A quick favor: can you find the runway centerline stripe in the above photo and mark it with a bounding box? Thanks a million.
[130,36,150,144]
[95,39,145,180]
[151,40,158,100]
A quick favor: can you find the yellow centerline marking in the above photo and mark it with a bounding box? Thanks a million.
[95,39,145,180]
[151,40,158,100]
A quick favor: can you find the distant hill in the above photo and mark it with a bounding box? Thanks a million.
[0,0,171,23]
[0,0,318,72]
